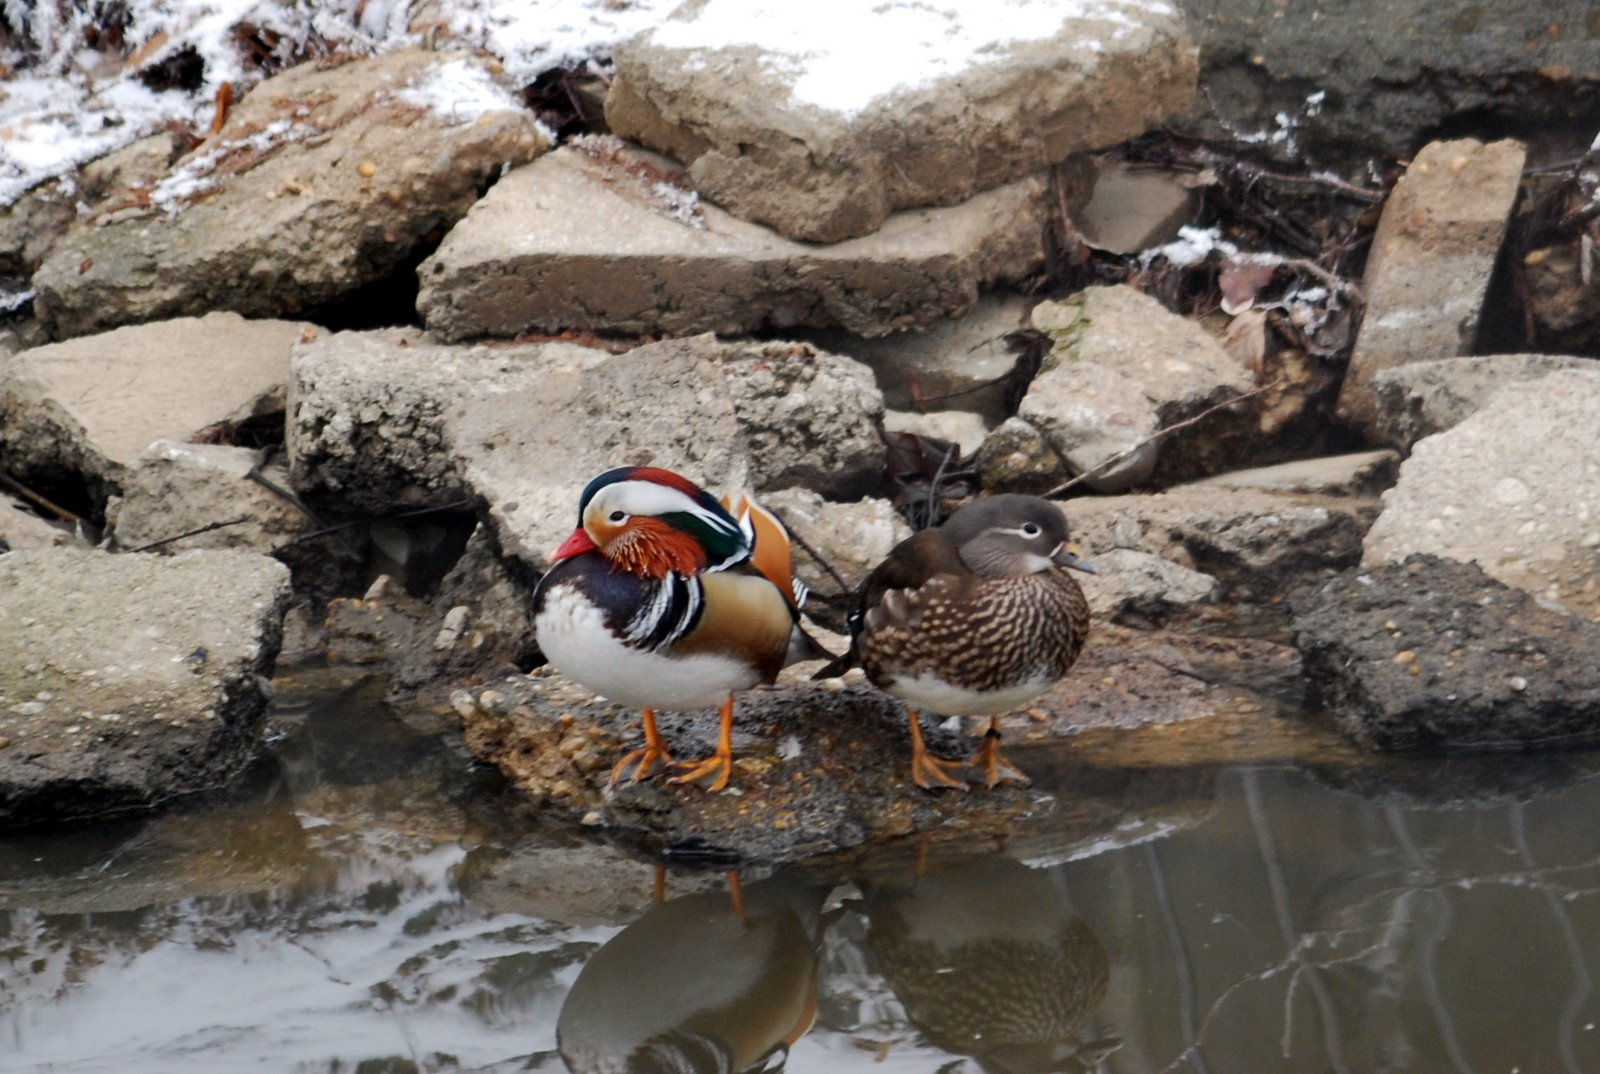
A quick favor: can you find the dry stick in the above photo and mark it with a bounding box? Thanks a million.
[0,471,87,527]
[124,517,253,554]
[766,506,852,596]
[1044,378,1286,499]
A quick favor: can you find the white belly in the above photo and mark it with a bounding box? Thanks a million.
[535,584,759,710]
[884,669,1055,717]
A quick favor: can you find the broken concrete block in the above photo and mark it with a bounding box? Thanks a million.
[1336,138,1527,435]
[0,313,306,506]
[108,442,312,554]
[0,547,291,824]
[1369,353,1592,451]
[287,326,610,513]
[34,50,548,339]
[606,0,1197,241]
[1020,285,1255,491]
[416,142,1049,341]
[1362,368,1600,618]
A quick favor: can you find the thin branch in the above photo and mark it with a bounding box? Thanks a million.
[123,517,252,553]
[1044,379,1286,498]
[0,471,87,526]
[766,506,852,596]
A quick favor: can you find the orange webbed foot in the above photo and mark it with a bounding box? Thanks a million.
[668,694,737,793]
[607,708,675,789]
[906,708,968,792]
[966,717,1031,789]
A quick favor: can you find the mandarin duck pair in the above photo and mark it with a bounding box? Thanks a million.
[532,466,1095,793]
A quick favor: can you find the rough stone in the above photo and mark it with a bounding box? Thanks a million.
[1021,285,1256,491]
[447,336,884,573]
[1077,158,1199,254]
[0,548,292,825]
[973,417,1072,495]
[880,409,989,458]
[0,313,306,506]
[1186,450,1400,497]
[756,488,912,601]
[33,50,548,339]
[606,1,1197,242]
[1067,485,1378,596]
[1292,555,1600,751]
[1079,547,1219,627]
[287,326,610,513]
[1180,0,1600,173]
[1369,354,1596,452]
[108,442,313,554]
[800,292,1034,425]
[0,494,73,551]
[1336,138,1527,435]
[1362,368,1600,619]
[457,622,1304,865]
[415,142,1050,341]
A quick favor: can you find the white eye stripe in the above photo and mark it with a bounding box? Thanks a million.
[995,523,1045,539]
[589,480,738,536]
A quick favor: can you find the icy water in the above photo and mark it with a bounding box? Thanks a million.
[3,672,1599,1074]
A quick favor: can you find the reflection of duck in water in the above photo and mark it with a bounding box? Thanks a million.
[862,854,1119,1073]
[558,873,829,1074]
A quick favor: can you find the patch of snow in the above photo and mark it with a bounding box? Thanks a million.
[440,0,681,85]
[645,0,1174,119]
[1141,224,1241,268]
[395,58,523,125]
[147,117,300,217]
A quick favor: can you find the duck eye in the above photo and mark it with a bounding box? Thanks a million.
[1021,523,1041,537]
[608,510,627,523]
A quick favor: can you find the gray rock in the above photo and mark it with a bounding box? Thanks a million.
[108,442,312,554]
[1336,138,1527,435]
[1370,354,1596,451]
[1068,485,1378,595]
[0,548,292,824]
[798,292,1034,425]
[0,313,305,505]
[880,409,989,458]
[1362,368,1600,619]
[1077,158,1199,254]
[415,142,1050,341]
[606,2,1197,242]
[34,50,547,339]
[1186,450,1400,497]
[1181,0,1600,172]
[1021,285,1255,492]
[1080,548,1219,626]
[1292,555,1600,751]
[0,494,74,551]
[447,336,884,573]
[973,417,1071,495]
[287,326,609,513]
[756,488,912,600]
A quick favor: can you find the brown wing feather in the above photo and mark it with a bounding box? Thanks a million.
[673,570,794,684]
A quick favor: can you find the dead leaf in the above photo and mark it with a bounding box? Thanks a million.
[1222,308,1268,378]
[1219,259,1279,315]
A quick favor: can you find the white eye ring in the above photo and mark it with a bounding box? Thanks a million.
[1021,522,1041,537]
[608,510,627,523]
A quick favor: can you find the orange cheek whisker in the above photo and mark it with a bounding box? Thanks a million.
[605,521,709,578]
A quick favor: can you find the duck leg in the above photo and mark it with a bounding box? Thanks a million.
[607,708,676,788]
[967,716,1031,788]
[672,694,737,792]
[907,708,967,791]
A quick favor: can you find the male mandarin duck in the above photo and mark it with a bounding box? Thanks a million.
[823,494,1095,790]
[532,466,808,792]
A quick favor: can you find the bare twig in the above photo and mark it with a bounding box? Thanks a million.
[766,506,852,596]
[0,471,87,526]
[1044,379,1286,498]
[123,517,252,553]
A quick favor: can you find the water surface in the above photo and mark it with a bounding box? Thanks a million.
[3,673,1597,1073]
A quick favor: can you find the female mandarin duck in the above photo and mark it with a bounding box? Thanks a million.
[828,494,1096,790]
[533,466,806,793]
